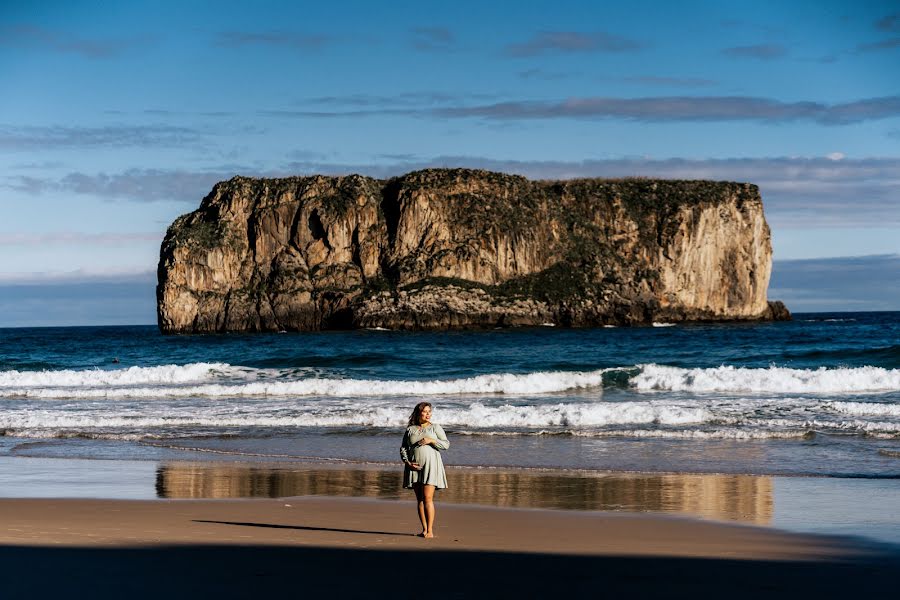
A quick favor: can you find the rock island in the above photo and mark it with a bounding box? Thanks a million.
[157,169,789,332]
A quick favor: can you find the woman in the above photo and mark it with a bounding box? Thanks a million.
[400,402,449,538]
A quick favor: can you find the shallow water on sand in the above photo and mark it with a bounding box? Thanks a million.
[2,456,898,546]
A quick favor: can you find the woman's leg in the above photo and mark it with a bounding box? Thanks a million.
[413,483,427,535]
[422,484,436,538]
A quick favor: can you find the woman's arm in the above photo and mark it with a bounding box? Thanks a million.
[400,429,421,468]
[400,430,411,463]
[430,425,450,451]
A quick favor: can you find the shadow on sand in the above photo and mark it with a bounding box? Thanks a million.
[193,519,414,537]
[1,544,897,600]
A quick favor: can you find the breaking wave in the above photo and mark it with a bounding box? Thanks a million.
[631,364,900,393]
[0,363,231,387]
[0,366,611,399]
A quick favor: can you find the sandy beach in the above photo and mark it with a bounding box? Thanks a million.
[1,494,898,599]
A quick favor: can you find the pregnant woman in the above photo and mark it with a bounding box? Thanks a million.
[400,402,450,538]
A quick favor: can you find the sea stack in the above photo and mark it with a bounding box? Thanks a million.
[156,168,790,332]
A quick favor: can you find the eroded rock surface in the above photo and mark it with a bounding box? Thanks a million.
[157,169,789,332]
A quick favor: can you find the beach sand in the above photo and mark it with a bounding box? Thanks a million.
[1,495,897,599]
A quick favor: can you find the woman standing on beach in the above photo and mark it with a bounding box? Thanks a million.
[400,402,449,538]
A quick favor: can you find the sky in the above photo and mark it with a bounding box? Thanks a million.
[1,0,898,326]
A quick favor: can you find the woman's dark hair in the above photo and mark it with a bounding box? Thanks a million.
[408,402,432,426]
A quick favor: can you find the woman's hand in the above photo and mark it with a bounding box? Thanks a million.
[417,437,435,447]
[406,461,422,470]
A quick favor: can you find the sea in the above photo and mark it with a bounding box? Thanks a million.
[1,311,899,478]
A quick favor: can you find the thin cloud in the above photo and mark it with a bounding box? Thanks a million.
[0,232,162,246]
[263,94,900,124]
[820,96,900,124]
[721,44,788,60]
[260,108,416,119]
[720,19,786,37]
[770,254,900,312]
[0,24,154,58]
[0,270,157,326]
[0,268,155,285]
[6,169,236,202]
[619,76,717,88]
[410,27,455,52]
[875,13,900,32]
[433,95,900,125]
[280,155,900,227]
[505,31,644,57]
[518,68,572,81]
[857,37,900,52]
[298,92,503,107]
[215,30,332,50]
[0,124,205,150]
[10,157,898,227]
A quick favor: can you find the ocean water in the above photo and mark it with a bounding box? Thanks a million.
[1,312,899,477]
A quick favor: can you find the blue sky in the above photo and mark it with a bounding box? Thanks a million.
[1,0,898,325]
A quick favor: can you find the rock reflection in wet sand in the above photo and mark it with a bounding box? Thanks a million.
[156,463,772,524]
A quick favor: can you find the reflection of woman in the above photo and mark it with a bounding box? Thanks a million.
[400,402,449,538]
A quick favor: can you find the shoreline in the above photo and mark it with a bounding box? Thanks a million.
[3,454,900,547]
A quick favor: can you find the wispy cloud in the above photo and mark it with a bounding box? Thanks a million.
[214,30,332,50]
[518,68,572,81]
[721,44,788,60]
[0,270,157,327]
[875,13,900,32]
[857,37,900,52]
[0,268,155,285]
[0,24,155,58]
[434,95,900,125]
[9,156,899,227]
[299,91,500,107]
[276,155,900,227]
[259,94,900,125]
[619,76,717,88]
[0,124,205,150]
[5,169,236,202]
[0,232,162,246]
[770,254,900,312]
[505,31,644,57]
[410,27,456,52]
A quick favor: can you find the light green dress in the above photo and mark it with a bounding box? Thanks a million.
[400,423,449,489]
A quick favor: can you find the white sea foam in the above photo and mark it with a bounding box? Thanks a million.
[632,364,900,393]
[572,428,810,440]
[438,402,711,428]
[827,401,900,417]
[0,401,709,430]
[0,363,231,388]
[652,322,675,327]
[0,368,611,399]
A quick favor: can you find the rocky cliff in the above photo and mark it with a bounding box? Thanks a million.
[156,169,789,332]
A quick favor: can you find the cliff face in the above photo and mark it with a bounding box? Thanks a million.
[157,169,788,332]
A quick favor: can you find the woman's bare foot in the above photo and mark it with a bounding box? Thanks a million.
[423,532,434,538]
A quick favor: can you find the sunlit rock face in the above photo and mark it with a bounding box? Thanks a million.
[157,169,788,332]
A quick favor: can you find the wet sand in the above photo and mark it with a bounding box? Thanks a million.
[1,495,898,599]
